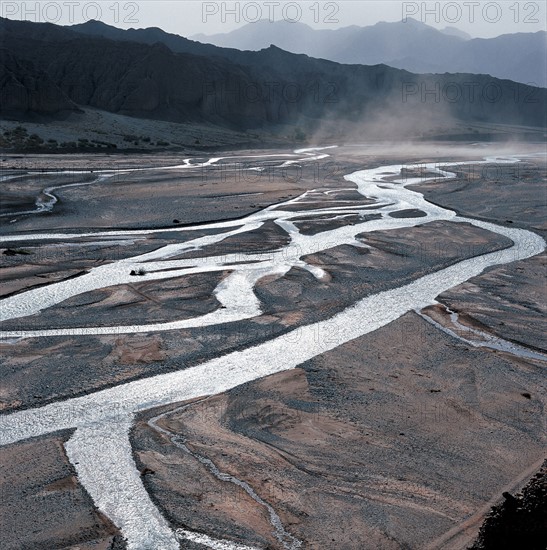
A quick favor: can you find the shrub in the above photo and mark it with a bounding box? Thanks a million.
[14,126,28,136]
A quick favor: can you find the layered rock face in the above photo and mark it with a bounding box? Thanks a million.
[0,49,77,116]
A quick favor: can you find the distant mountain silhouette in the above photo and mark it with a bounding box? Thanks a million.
[439,26,472,40]
[1,17,545,132]
[191,19,547,87]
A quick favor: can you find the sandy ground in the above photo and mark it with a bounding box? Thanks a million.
[128,148,546,549]
[132,311,545,549]
[0,107,278,152]
[0,431,126,549]
[0,144,545,548]
[0,153,353,235]
[0,220,512,412]
[2,109,543,156]
[437,252,546,352]
[413,160,547,236]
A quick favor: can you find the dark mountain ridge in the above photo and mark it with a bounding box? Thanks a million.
[1,18,546,134]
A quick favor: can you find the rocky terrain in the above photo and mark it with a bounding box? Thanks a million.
[0,48,77,115]
[470,460,547,550]
[1,17,546,139]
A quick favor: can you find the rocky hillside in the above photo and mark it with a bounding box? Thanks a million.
[1,17,546,132]
[0,49,77,117]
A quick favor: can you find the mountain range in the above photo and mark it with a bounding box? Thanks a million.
[1,17,546,139]
[191,19,547,88]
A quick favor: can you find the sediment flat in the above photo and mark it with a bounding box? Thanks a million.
[1,144,545,549]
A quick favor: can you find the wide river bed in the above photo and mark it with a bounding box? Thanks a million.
[0,147,545,549]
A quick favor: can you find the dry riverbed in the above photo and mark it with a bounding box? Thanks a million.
[1,144,545,549]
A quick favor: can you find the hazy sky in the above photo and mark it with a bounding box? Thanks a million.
[2,1,546,38]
